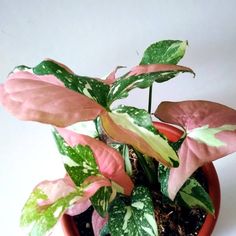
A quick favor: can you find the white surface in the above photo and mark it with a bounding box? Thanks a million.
[1,0,236,235]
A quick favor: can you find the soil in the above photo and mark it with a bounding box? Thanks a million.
[73,150,208,236]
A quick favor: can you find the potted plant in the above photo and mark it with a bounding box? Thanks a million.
[0,40,234,236]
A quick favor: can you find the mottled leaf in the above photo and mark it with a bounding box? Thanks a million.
[20,177,111,236]
[90,186,112,217]
[177,178,215,214]
[55,128,134,195]
[0,71,105,127]
[101,105,179,167]
[140,40,187,65]
[20,179,82,236]
[155,100,236,199]
[108,64,193,104]
[158,164,170,198]
[16,60,110,108]
[109,186,158,236]
[53,131,100,186]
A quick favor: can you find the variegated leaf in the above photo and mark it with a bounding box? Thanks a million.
[90,186,112,217]
[20,179,82,236]
[55,128,134,195]
[158,165,214,214]
[15,59,110,108]
[140,40,188,65]
[108,64,193,104]
[53,131,100,186]
[0,71,105,127]
[101,105,179,167]
[155,100,236,199]
[158,164,170,198]
[108,186,158,236]
[66,120,98,138]
[20,177,111,236]
[177,178,215,214]
[107,40,191,104]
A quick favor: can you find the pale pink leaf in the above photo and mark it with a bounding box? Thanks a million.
[66,199,91,216]
[36,178,76,206]
[155,100,236,199]
[92,210,108,236]
[0,76,105,127]
[56,128,134,195]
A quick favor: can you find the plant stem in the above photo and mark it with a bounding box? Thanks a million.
[148,85,153,114]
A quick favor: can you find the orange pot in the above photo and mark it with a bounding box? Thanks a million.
[61,122,221,236]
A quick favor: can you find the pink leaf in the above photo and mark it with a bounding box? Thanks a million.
[128,64,194,76]
[0,72,105,127]
[155,100,236,199]
[66,199,91,216]
[92,210,108,236]
[56,128,134,195]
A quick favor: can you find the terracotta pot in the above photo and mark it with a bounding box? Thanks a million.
[61,122,221,236]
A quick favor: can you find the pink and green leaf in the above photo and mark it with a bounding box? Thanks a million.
[0,71,105,127]
[107,40,192,104]
[101,105,179,167]
[55,128,134,195]
[155,100,236,199]
[16,60,110,108]
[108,64,194,104]
[20,177,111,236]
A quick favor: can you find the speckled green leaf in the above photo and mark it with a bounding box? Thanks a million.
[102,105,179,167]
[177,178,215,214]
[140,40,187,65]
[107,40,189,104]
[158,164,170,198]
[16,60,110,108]
[90,186,112,217]
[108,186,158,236]
[53,131,99,186]
[20,188,82,236]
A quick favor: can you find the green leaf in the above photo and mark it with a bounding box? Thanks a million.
[140,40,187,65]
[101,105,179,167]
[90,186,112,217]
[16,60,110,108]
[121,144,133,176]
[20,187,82,236]
[53,131,99,186]
[108,186,158,236]
[177,178,215,214]
[158,163,170,198]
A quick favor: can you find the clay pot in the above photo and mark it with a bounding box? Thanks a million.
[61,122,221,236]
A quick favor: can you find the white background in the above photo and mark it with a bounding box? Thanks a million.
[1,1,236,235]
